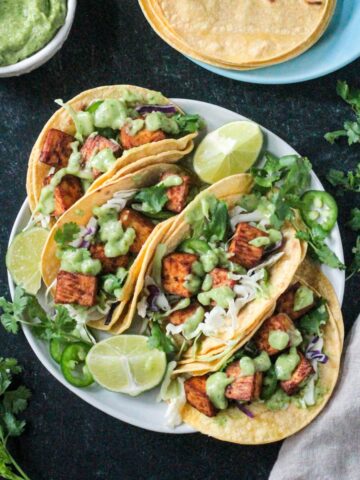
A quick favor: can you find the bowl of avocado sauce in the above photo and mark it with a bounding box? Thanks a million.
[0,0,76,77]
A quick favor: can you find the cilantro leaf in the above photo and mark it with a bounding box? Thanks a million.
[147,324,174,354]
[0,358,31,480]
[173,113,205,134]
[134,184,168,215]
[347,237,360,280]
[326,163,360,193]
[299,300,329,335]
[325,81,360,145]
[296,229,345,270]
[348,208,360,231]
[54,222,80,246]
[186,194,229,242]
[31,305,76,342]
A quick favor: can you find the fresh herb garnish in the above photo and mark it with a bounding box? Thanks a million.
[54,222,80,246]
[147,324,175,354]
[134,184,168,215]
[347,237,360,280]
[173,113,205,134]
[299,299,329,336]
[325,81,360,145]
[348,208,360,231]
[0,287,78,343]
[0,358,31,480]
[296,228,345,270]
[186,195,229,242]
[326,163,360,193]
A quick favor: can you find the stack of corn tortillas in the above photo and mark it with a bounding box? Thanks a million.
[139,0,336,70]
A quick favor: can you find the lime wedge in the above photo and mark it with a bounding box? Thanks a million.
[193,121,263,184]
[6,227,49,295]
[86,335,166,396]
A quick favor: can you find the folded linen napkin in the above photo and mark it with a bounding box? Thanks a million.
[270,316,360,480]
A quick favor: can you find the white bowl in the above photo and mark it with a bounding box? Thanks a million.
[0,0,77,78]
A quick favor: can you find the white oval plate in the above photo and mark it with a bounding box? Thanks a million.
[8,99,344,433]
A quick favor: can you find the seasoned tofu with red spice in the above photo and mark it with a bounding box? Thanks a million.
[120,126,166,150]
[80,134,122,165]
[228,223,267,269]
[276,283,316,320]
[160,172,191,213]
[210,268,236,290]
[39,129,74,168]
[225,361,263,402]
[119,208,154,254]
[162,253,198,297]
[168,302,201,326]
[280,352,314,395]
[89,244,129,274]
[55,271,98,307]
[184,375,218,417]
[255,313,294,356]
[54,175,83,217]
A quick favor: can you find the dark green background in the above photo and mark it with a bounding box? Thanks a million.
[0,2,358,479]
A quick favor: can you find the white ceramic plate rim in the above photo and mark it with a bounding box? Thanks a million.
[7,99,344,433]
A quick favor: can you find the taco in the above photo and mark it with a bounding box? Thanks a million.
[27,85,203,227]
[114,173,305,354]
[179,259,343,444]
[40,163,200,332]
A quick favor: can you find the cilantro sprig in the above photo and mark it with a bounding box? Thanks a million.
[0,287,78,343]
[326,163,360,193]
[54,222,80,246]
[147,324,174,354]
[325,81,360,145]
[0,358,31,480]
[134,184,169,215]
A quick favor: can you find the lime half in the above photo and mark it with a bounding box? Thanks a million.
[86,335,166,396]
[6,227,49,295]
[194,121,263,184]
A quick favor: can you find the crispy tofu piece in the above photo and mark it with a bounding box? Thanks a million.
[120,126,166,150]
[228,223,267,269]
[280,352,314,396]
[54,175,83,217]
[89,243,129,274]
[160,172,191,213]
[168,302,201,326]
[254,313,294,356]
[39,128,74,168]
[162,253,198,298]
[225,361,263,402]
[276,283,316,320]
[55,271,98,307]
[184,375,218,417]
[80,134,122,164]
[210,268,236,289]
[119,208,155,254]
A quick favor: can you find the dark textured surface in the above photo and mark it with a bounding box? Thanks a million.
[0,1,359,479]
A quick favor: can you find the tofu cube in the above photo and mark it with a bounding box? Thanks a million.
[184,375,218,417]
[276,283,316,320]
[225,361,263,402]
[280,352,314,395]
[255,313,294,356]
[39,128,74,168]
[120,126,166,150]
[80,134,122,164]
[210,267,236,289]
[228,223,267,269]
[89,243,129,274]
[54,175,83,217]
[162,253,198,297]
[119,208,155,254]
[55,270,98,307]
[160,172,191,213]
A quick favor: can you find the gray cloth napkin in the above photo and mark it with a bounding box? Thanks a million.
[270,316,360,480]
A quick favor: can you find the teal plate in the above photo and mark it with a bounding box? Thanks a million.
[189,0,360,84]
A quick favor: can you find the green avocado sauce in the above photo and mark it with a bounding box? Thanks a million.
[294,285,314,311]
[89,148,117,173]
[197,286,235,309]
[160,174,183,188]
[239,357,255,376]
[58,248,101,276]
[206,372,233,410]
[94,205,135,258]
[183,306,205,339]
[0,0,67,67]
[274,347,300,381]
[145,112,180,134]
[268,330,290,350]
[102,267,128,299]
